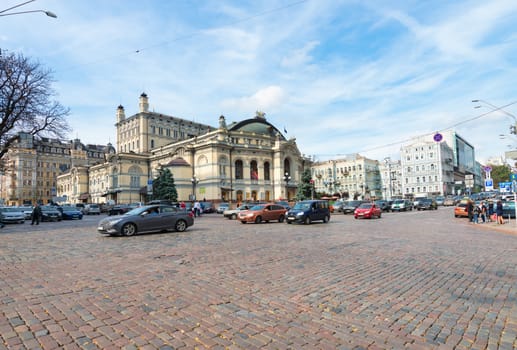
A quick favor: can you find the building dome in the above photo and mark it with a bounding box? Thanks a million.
[228,118,285,140]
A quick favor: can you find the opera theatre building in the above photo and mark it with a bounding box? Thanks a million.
[57,93,307,205]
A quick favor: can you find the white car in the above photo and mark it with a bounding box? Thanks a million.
[84,204,101,215]
[0,207,26,224]
[223,205,252,219]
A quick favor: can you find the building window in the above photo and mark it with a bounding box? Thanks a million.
[235,160,243,179]
[150,139,155,148]
[250,160,258,180]
[264,162,270,181]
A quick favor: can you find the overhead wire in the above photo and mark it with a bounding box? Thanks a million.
[313,100,517,159]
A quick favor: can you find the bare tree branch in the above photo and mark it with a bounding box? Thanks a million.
[0,51,71,160]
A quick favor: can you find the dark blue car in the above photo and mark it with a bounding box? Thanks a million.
[58,206,84,220]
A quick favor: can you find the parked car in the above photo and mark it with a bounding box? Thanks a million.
[223,205,252,220]
[109,205,132,216]
[374,200,391,212]
[201,202,215,213]
[17,206,34,220]
[413,197,427,208]
[74,203,86,213]
[502,201,516,218]
[0,207,26,224]
[391,199,413,212]
[216,202,230,214]
[83,203,101,215]
[97,204,194,236]
[58,206,84,220]
[443,196,455,206]
[416,198,438,210]
[286,200,330,224]
[434,196,445,206]
[238,203,287,224]
[354,203,382,219]
[40,206,62,222]
[342,200,365,214]
[454,202,470,218]
[332,201,345,213]
[274,201,291,210]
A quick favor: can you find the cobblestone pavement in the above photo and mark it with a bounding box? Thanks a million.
[0,208,516,349]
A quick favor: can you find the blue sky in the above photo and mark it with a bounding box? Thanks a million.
[2,0,517,164]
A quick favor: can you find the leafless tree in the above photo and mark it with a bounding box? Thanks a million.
[0,50,71,160]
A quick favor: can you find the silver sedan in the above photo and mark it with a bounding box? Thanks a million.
[97,205,194,236]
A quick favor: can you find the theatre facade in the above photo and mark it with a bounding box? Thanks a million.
[57,93,308,205]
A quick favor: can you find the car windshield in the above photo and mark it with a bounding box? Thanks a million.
[250,205,266,211]
[1,207,21,212]
[394,200,405,204]
[358,203,373,209]
[293,202,311,210]
[125,207,152,216]
[61,206,76,211]
[41,206,56,211]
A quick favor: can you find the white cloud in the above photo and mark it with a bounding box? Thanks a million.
[220,86,287,113]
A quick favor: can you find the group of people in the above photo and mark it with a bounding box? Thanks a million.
[179,201,203,217]
[467,199,505,225]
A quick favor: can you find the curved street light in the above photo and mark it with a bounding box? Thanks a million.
[0,0,57,18]
[283,172,291,201]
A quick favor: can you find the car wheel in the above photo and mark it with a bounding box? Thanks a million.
[175,220,187,232]
[122,223,137,236]
[287,221,292,224]
[378,213,382,218]
[304,216,311,225]
[323,215,329,223]
[255,216,262,224]
[241,221,247,224]
[278,215,285,223]
[231,213,237,220]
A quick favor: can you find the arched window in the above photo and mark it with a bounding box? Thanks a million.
[250,160,258,180]
[235,160,243,179]
[284,158,291,176]
[150,139,155,148]
[264,162,270,181]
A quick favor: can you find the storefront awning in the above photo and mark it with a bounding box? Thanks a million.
[79,193,90,200]
[220,187,234,191]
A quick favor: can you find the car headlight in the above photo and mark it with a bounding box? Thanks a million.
[107,218,123,225]
[296,212,303,216]
[246,213,254,217]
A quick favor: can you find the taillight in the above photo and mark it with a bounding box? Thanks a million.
[188,212,194,218]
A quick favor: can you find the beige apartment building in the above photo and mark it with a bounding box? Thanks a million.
[311,154,382,200]
[57,93,306,205]
[0,132,114,206]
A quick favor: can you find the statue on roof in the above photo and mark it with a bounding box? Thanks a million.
[255,110,266,119]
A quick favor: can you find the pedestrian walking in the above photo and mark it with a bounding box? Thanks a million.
[480,202,487,223]
[472,204,479,224]
[31,203,42,225]
[487,200,494,222]
[496,200,504,224]
[193,201,201,217]
[467,200,474,222]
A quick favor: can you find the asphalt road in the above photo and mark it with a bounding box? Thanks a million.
[0,208,516,349]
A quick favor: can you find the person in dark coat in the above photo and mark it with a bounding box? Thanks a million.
[31,203,42,225]
[496,200,504,224]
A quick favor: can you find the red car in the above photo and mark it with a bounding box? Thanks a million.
[354,203,382,219]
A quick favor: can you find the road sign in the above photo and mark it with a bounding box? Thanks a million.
[499,181,512,192]
[485,179,493,191]
[511,174,517,181]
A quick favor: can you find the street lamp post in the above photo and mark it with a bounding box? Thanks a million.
[0,0,57,18]
[283,172,291,201]
[191,175,199,201]
[384,157,392,200]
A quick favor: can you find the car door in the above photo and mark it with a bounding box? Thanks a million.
[142,206,165,231]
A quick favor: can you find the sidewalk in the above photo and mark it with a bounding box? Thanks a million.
[470,218,517,236]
